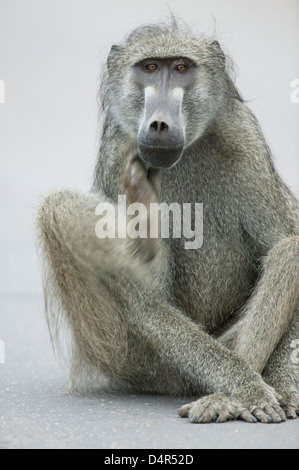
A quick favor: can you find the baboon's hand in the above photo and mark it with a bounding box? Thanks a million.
[178,393,252,423]
[121,148,161,262]
[122,154,161,205]
[178,383,286,424]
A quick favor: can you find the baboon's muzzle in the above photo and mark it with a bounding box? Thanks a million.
[137,86,185,169]
[138,142,184,169]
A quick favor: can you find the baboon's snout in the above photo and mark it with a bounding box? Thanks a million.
[137,87,185,169]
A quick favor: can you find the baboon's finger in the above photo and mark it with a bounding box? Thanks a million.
[252,408,275,423]
[239,411,258,423]
[177,403,192,418]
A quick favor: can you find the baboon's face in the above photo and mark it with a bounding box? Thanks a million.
[115,54,221,169]
[131,57,196,169]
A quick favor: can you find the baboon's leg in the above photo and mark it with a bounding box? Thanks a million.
[36,189,132,386]
[262,312,299,418]
[219,236,299,377]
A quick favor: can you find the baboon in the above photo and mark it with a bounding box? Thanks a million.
[36,20,299,423]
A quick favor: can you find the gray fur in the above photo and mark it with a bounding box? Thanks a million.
[36,20,299,422]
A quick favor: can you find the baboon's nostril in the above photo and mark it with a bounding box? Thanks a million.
[150,121,158,131]
[160,121,169,131]
[150,121,169,132]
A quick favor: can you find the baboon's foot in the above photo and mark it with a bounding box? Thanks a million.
[122,151,161,262]
[264,373,299,419]
[231,381,286,423]
[277,390,299,419]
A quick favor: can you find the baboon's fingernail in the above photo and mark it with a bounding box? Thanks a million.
[197,415,206,423]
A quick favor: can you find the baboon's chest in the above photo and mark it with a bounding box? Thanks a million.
[170,216,257,329]
[160,151,258,328]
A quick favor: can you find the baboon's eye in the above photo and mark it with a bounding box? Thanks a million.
[145,64,157,72]
[174,64,187,72]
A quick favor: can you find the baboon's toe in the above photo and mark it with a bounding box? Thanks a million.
[280,390,299,419]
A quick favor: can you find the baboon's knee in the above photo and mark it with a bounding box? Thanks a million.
[36,189,82,249]
[264,236,299,275]
[270,235,299,254]
[37,190,79,227]
[286,235,299,250]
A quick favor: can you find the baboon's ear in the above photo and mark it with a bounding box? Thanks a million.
[107,44,121,72]
[108,44,121,60]
[210,40,226,65]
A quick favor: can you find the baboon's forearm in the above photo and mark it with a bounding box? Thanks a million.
[128,301,262,395]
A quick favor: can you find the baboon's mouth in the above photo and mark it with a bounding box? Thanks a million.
[138,142,184,169]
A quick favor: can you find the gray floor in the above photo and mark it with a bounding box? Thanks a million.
[0,296,298,449]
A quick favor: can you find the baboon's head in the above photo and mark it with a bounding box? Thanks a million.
[102,20,238,169]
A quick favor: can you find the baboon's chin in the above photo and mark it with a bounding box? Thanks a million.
[138,143,184,169]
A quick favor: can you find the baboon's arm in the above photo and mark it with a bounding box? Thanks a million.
[230,102,299,248]
[219,102,299,372]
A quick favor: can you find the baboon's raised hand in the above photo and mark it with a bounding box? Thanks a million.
[121,142,161,262]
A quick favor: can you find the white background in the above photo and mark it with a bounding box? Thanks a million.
[0,0,298,297]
